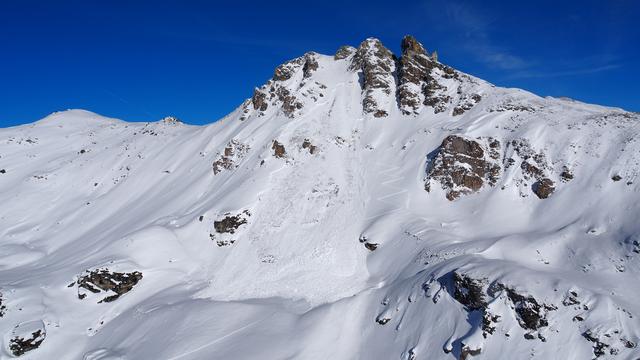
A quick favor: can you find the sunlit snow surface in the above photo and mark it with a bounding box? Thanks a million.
[1,52,640,359]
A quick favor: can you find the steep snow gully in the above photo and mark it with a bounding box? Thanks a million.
[1,36,640,359]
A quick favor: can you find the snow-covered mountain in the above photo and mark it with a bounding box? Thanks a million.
[1,35,640,359]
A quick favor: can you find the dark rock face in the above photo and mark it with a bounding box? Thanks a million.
[506,139,564,199]
[76,269,143,303]
[211,210,251,246]
[302,52,319,78]
[364,242,378,251]
[448,271,556,344]
[460,345,482,360]
[583,330,610,358]
[400,35,426,55]
[452,272,488,311]
[302,139,317,154]
[532,178,555,199]
[582,329,637,358]
[482,312,500,337]
[251,89,268,111]
[504,288,551,331]
[562,290,580,306]
[248,53,321,119]
[214,213,248,234]
[396,35,460,115]
[359,235,378,251]
[275,87,303,117]
[9,329,45,356]
[0,292,6,317]
[349,38,396,117]
[212,140,249,175]
[272,140,286,158]
[560,167,574,182]
[486,283,555,335]
[521,161,543,179]
[334,45,356,60]
[452,93,482,116]
[425,135,501,200]
[397,36,429,115]
[273,56,306,81]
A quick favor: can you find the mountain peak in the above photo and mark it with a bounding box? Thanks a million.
[241,35,476,120]
[401,35,427,56]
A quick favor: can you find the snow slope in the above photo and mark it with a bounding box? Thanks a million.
[1,36,640,359]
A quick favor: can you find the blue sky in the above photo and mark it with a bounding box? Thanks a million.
[0,0,638,126]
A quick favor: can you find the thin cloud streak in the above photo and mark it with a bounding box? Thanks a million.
[434,0,531,70]
[430,0,625,79]
[508,64,622,79]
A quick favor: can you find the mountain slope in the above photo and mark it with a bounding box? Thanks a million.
[1,36,640,359]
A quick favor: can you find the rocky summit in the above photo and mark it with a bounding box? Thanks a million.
[1,36,639,359]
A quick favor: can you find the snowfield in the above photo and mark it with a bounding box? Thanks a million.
[1,36,639,359]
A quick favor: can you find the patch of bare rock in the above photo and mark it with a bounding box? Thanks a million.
[212,139,249,175]
[72,268,143,303]
[210,210,251,247]
[8,321,46,357]
[425,135,501,200]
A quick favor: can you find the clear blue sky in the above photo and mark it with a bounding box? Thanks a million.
[1,0,638,126]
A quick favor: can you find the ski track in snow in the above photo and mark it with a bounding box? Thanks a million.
[365,162,410,221]
[165,312,276,360]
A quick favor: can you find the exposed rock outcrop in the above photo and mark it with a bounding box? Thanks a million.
[74,269,143,303]
[447,270,556,345]
[359,235,378,251]
[452,272,488,310]
[532,178,555,199]
[9,322,46,357]
[425,135,501,200]
[396,35,460,115]
[272,140,286,158]
[248,52,321,118]
[212,139,249,175]
[251,90,268,112]
[506,139,558,199]
[560,167,574,182]
[334,45,356,60]
[160,116,182,125]
[452,93,482,116]
[502,287,555,331]
[349,38,396,117]
[581,329,636,358]
[396,35,430,115]
[0,292,6,317]
[211,210,251,247]
[247,35,480,119]
[302,139,317,154]
[214,212,249,234]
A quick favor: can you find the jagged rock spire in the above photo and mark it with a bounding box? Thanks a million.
[334,45,356,60]
[348,38,397,118]
[400,35,427,56]
[246,52,322,119]
[396,35,460,115]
